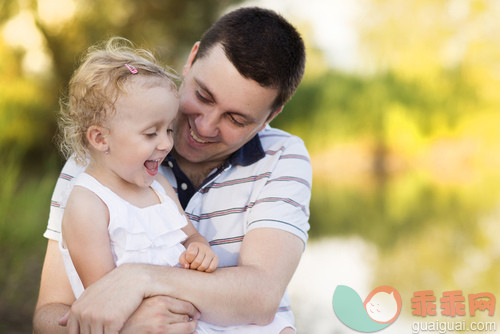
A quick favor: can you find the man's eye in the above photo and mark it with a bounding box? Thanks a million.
[195,90,210,103]
[228,114,245,127]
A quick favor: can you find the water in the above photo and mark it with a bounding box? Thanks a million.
[288,162,500,333]
[289,235,499,333]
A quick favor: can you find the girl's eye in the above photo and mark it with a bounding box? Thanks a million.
[145,133,157,138]
[167,129,174,134]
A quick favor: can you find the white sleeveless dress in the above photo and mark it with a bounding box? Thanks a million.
[59,173,188,298]
[60,173,293,333]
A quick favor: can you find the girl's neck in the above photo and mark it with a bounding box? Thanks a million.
[85,162,160,208]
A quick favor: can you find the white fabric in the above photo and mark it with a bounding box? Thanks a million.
[58,173,295,333]
[60,173,188,298]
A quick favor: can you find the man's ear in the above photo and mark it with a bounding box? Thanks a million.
[269,106,284,122]
[86,125,109,153]
[182,41,200,77]
[259,106,284,131]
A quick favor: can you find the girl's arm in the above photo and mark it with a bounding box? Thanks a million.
[155,175,218,272]
[62,186,116,288]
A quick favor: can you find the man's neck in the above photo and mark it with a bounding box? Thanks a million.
[172,151,227,189]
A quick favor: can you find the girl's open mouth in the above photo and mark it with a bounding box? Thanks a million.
[144,159,161,176]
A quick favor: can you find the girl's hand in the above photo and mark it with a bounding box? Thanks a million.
[179,242,219,273]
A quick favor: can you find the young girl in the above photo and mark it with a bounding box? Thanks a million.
[58,36,217,308]
[59,37,295,333]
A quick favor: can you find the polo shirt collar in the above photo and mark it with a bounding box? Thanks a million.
[228,133,265,167]
[164,134,265,209]
[166,133,265,168]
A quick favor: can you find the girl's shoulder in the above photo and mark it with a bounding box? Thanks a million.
[152,174,185,214]
[63,184,109,232]
[66,183,108,214]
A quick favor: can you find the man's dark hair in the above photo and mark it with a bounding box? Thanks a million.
[194,7,306,111]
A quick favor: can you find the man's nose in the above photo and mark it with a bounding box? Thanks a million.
[194,110,219,138]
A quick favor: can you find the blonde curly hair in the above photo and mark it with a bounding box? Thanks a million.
[58,37,179,165]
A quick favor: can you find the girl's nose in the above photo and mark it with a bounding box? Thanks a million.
[158,131,173,151]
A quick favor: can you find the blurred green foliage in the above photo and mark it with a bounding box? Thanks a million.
[274,68,477,152]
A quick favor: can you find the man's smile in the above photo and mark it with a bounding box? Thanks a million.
[190,128,209,144]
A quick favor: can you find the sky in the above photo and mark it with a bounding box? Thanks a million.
[242,0,362,71]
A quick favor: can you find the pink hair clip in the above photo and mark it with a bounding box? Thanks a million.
[125,64,138,74]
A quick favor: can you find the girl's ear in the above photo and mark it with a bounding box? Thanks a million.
[86,125,109,153]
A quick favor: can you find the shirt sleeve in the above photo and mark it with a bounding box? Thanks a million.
[44,156,86,241]
[246,135,312,246]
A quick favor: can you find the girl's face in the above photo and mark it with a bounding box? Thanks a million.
[103,78,179,189]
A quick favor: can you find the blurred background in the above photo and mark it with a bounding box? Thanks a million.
[1,0,499,332]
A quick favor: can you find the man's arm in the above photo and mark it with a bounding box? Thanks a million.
[170,227,304,325]
[67,227,303,329]
[33,239,74,334]
[33,240,200,334]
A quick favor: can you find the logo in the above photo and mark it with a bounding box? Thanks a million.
[333,285,402,332]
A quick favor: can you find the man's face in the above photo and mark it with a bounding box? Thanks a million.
[175,43,281,165]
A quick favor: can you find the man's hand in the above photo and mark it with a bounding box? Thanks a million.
[61,264,153,334]
[59,296,199,334]
[120,296,199,334]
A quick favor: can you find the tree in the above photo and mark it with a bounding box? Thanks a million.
[1,0,244,163]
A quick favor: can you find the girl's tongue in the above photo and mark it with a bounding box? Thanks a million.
[144,160,159,176]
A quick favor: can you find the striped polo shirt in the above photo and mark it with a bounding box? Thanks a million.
[44,125,312,325]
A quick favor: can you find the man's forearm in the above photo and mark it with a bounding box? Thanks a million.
[144,228,304,326]
[34,240,76,334]
[33,303,69,334]
[64,229,304,329]
[145,264,280,326]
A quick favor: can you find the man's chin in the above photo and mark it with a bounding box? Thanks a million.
[173,146,208,164]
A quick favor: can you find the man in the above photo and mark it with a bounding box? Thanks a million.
[34,6,310,333]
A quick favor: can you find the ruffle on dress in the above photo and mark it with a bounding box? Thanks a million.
[108,183,189,267]
[72,173,189,268]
